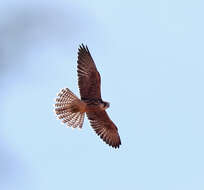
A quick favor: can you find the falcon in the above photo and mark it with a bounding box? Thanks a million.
[54,44,121,148]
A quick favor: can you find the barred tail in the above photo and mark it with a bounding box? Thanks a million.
[54,88,85,128]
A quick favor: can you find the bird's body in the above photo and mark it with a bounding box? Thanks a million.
[54,44,121,148]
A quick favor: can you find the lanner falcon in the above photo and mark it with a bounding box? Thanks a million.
[54,44,121,148]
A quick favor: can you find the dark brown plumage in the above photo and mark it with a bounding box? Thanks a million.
[54,44,121,148]
[77,45,102,100]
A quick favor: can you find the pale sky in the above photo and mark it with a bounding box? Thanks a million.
[1,0,204,190]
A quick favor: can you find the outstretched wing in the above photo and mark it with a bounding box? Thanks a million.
[77,44,102,100]
[86,110,121,148]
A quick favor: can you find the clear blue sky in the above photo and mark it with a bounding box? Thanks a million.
[1,0,204,190]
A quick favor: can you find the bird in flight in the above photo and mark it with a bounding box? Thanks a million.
[54,44,121,148]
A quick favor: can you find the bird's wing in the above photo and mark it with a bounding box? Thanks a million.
[86,110,121,148]
[77,44,102,100]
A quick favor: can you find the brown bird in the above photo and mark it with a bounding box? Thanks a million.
[54,44,121,148]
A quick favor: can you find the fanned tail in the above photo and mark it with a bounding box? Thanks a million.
[54,88,86,128]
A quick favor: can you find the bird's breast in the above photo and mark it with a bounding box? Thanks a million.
[82,99,102,112]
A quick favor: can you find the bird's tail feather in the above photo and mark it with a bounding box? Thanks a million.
[54,88,85,128]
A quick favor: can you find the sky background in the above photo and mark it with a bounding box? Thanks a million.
[1,0,204,190]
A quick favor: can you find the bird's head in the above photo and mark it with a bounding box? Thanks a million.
[100,101,110,110]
